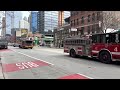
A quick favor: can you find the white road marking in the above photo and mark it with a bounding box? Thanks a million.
[77,73,94,79]
[11,50,54,65]
[16,62,39,70]
[11,49,94,79]
[35,48,64,54]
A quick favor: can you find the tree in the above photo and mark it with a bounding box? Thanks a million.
[102,11,120,33]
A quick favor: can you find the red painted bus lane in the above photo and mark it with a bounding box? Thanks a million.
[3,60,49,72]
[0,49,12,52]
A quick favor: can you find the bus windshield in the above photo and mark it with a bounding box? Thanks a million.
[25,41,33,45]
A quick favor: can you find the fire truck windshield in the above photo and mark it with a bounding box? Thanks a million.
[92,33,120,44]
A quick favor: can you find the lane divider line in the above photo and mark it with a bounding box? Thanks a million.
[11,49,93,79]
[11,50,54,66]
[77,73,94,79]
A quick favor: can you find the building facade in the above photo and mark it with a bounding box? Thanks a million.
[19,20,30,31]
[70,11,103,37]
[31,11,38,34]
[37,11,70,34]
[37,11,44,34]
[11,28,20,42]
[1,17,6,37]
[54,17,71,48]
[6,11,22,35]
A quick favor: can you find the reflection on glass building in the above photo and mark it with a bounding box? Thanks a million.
[37,11,70,34]
[31,11,38,33]
[6,11,22,35]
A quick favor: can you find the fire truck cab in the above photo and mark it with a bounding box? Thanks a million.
[64,32,120,64]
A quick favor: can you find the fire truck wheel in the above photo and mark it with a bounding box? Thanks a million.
[70,49,77,58]
[99,51,112,64]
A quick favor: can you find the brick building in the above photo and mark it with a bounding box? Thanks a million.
[70,11,103,37]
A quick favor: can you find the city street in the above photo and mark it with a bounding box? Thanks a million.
[0,46,120,79]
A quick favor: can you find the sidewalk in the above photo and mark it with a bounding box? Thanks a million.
[33,46,64,49]
[0,60,4,79]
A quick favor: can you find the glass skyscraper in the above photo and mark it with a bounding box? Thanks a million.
[31,11,38,33]
[37,11,70,34]
[6,11,22,35]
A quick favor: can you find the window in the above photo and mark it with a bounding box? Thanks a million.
[77,40,79,44]
[74,20,75,26]
[92,35,97,43]
[96,24,99,33]
[92,13,95,21]
[110,34,116,43]
[92,25,95,33]
[88,15,91,22]
[87,26,90,34]
[79,40,81,44]
[97,12,100,20]
[76,11,78,15]
[71,40,72,44]
[81,27,84,35]
[81,17,84,24]
[71,12,73,16]
[71,21,73,26]
[77,19,79,25]
[77,28,79,35]
[101,35,106,43]
[76,40,77,44]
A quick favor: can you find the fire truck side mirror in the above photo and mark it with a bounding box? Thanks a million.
[115,34,119,43]
[107,40,109,44]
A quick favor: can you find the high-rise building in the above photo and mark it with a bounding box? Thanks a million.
[31,11,38,33]
[6,11,22,35]
[1,17,6,37]
[37,11,70,34]
[19,20,30,31]
[23,16,28,21]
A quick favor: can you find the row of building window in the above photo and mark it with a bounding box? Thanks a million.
[71,12,101,27]
[71,24,100,36]
[56,24,100,39]
[71,11,85,16]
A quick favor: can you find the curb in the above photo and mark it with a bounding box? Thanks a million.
[0,60,4,79]
[33,46,64,49]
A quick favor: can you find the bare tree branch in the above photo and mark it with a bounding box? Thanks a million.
[102,11,120,33]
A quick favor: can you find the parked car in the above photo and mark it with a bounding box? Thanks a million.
[13,43,20,47]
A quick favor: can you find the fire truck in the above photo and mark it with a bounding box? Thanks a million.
[64,32,120,64]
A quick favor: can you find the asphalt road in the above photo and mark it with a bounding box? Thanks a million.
[1,46,120,79]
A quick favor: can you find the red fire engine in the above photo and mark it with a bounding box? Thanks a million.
[64,32,120,64]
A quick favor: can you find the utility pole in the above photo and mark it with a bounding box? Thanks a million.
[11,11,14,30]
[4,11,6,37]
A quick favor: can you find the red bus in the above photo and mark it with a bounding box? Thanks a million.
[64,32,120,64]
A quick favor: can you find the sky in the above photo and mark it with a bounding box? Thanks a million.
[21,11,38,18]
[21,11,30,18]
